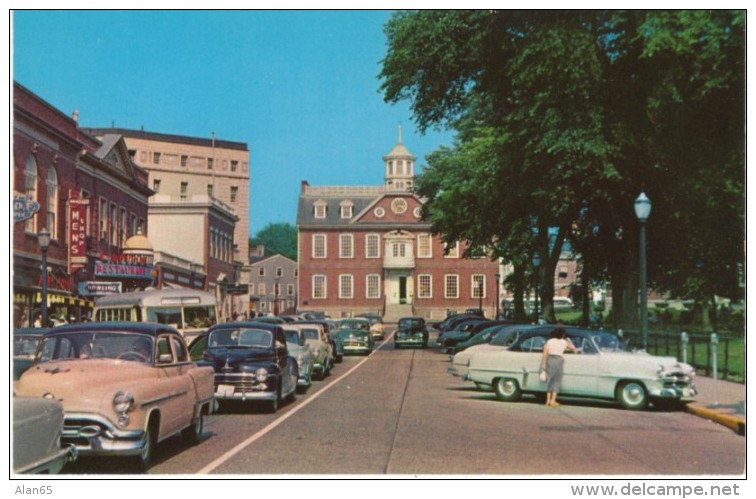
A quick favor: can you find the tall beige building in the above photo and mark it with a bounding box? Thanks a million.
[85,128,250,260]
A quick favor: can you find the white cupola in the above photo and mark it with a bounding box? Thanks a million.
[383,126,416,192]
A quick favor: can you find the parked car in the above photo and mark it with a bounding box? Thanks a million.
[295,319,342,363]
[449,323,542,382]
[13,328,48,381]
[394,316,428,348]
[335,320,374,355]
[282,325,315,392]
[14,322,215,469]
[437,319,499,353]
[356,313,385,340]
[297,323,335,378]
[13,396,77,474]
[200,321,299,412]
[467,327,697,410]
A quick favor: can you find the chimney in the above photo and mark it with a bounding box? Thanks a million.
[71,109,79,123]
[301,180,310,194]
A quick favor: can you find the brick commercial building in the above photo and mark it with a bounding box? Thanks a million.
[13,82,153,326]
[84,127,251,319]
[297,129,499,322]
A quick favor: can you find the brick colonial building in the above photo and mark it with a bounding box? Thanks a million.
[297,129,499,322]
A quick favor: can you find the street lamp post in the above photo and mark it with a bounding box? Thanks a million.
[532,252,541,323]
[38,227,51,328]
[494,272,500,319]
[635,192,652,350]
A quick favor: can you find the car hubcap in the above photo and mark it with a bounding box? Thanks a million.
[624,385,643,404]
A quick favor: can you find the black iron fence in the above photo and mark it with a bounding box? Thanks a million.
[617,329,745,383]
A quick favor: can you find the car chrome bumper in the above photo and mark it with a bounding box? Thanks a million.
[61,413,147,457]
[648,383,698,399]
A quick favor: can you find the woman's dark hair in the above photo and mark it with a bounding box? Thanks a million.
[549,327,567,339]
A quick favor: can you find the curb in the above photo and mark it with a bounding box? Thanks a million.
[685,404,745,436]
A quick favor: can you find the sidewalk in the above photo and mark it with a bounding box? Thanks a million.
[685,375,745,435]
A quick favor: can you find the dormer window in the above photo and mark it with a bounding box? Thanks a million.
[314,200,327,219]
[340,200,354,219]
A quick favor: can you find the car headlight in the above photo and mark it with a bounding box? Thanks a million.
[255,367,269,382]
[113,391,134,427]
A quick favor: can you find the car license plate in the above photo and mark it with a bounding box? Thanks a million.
[216,384,235,396]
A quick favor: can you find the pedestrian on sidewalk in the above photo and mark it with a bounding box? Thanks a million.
[541,327,577,407]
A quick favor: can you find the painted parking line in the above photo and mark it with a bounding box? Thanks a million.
[197,348,374,474]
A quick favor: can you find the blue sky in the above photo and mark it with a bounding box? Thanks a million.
[12,10,456,236]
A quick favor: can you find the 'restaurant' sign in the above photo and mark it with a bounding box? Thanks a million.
[94,260,153,278]
[68,195,89,271]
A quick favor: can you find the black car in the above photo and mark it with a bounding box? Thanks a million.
[198,321,299,412]
[394,316,429,348]
[438,320,513,354]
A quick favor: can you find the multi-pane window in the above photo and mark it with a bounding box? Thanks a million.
[392,241,406,257]
[444,241,460,258]
[207,157,213,169]
[339,274,354,299]
[312,275,326,299]
[417,233,432,258]
[314,200,327,219]
[340,201,353,219]
[180,182,188,200]
[46,166,58,238]
[153,179,161,192]
[231,160,238,172]
[276,267,283,277]
[24,155,37,233]
[287,284,295,296]
[366,274,381,299]
[207,184,213,197]
[312,234,327,258]
[153,152,161,164]
[418,274,432,298]
[445,274,459,299]
[258,283,266,296]
[230,186,238,202]
[472,274,486,298]
[365,234,380,258]
[180,155,188,167]
[339,234,354,258]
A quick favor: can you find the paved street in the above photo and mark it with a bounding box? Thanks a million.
[65,330,745,477]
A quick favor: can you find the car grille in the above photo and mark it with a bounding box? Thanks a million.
[343,340,367,347]
[62,417,109,447]
[215,373,263,390]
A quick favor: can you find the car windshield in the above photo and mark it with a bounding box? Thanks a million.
[14,335,41,357]
[37,332,154,364]
[338,321,368,331]
[588,331,629,352]
[283,330,301,344]
[208,328,273,348]
[302,328,320,340]
[400,319,423,328]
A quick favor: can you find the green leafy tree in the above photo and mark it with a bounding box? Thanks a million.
[250,223,298,261]
[380,10,744,330]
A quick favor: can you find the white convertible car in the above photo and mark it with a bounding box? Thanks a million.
[467,327,697,410]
